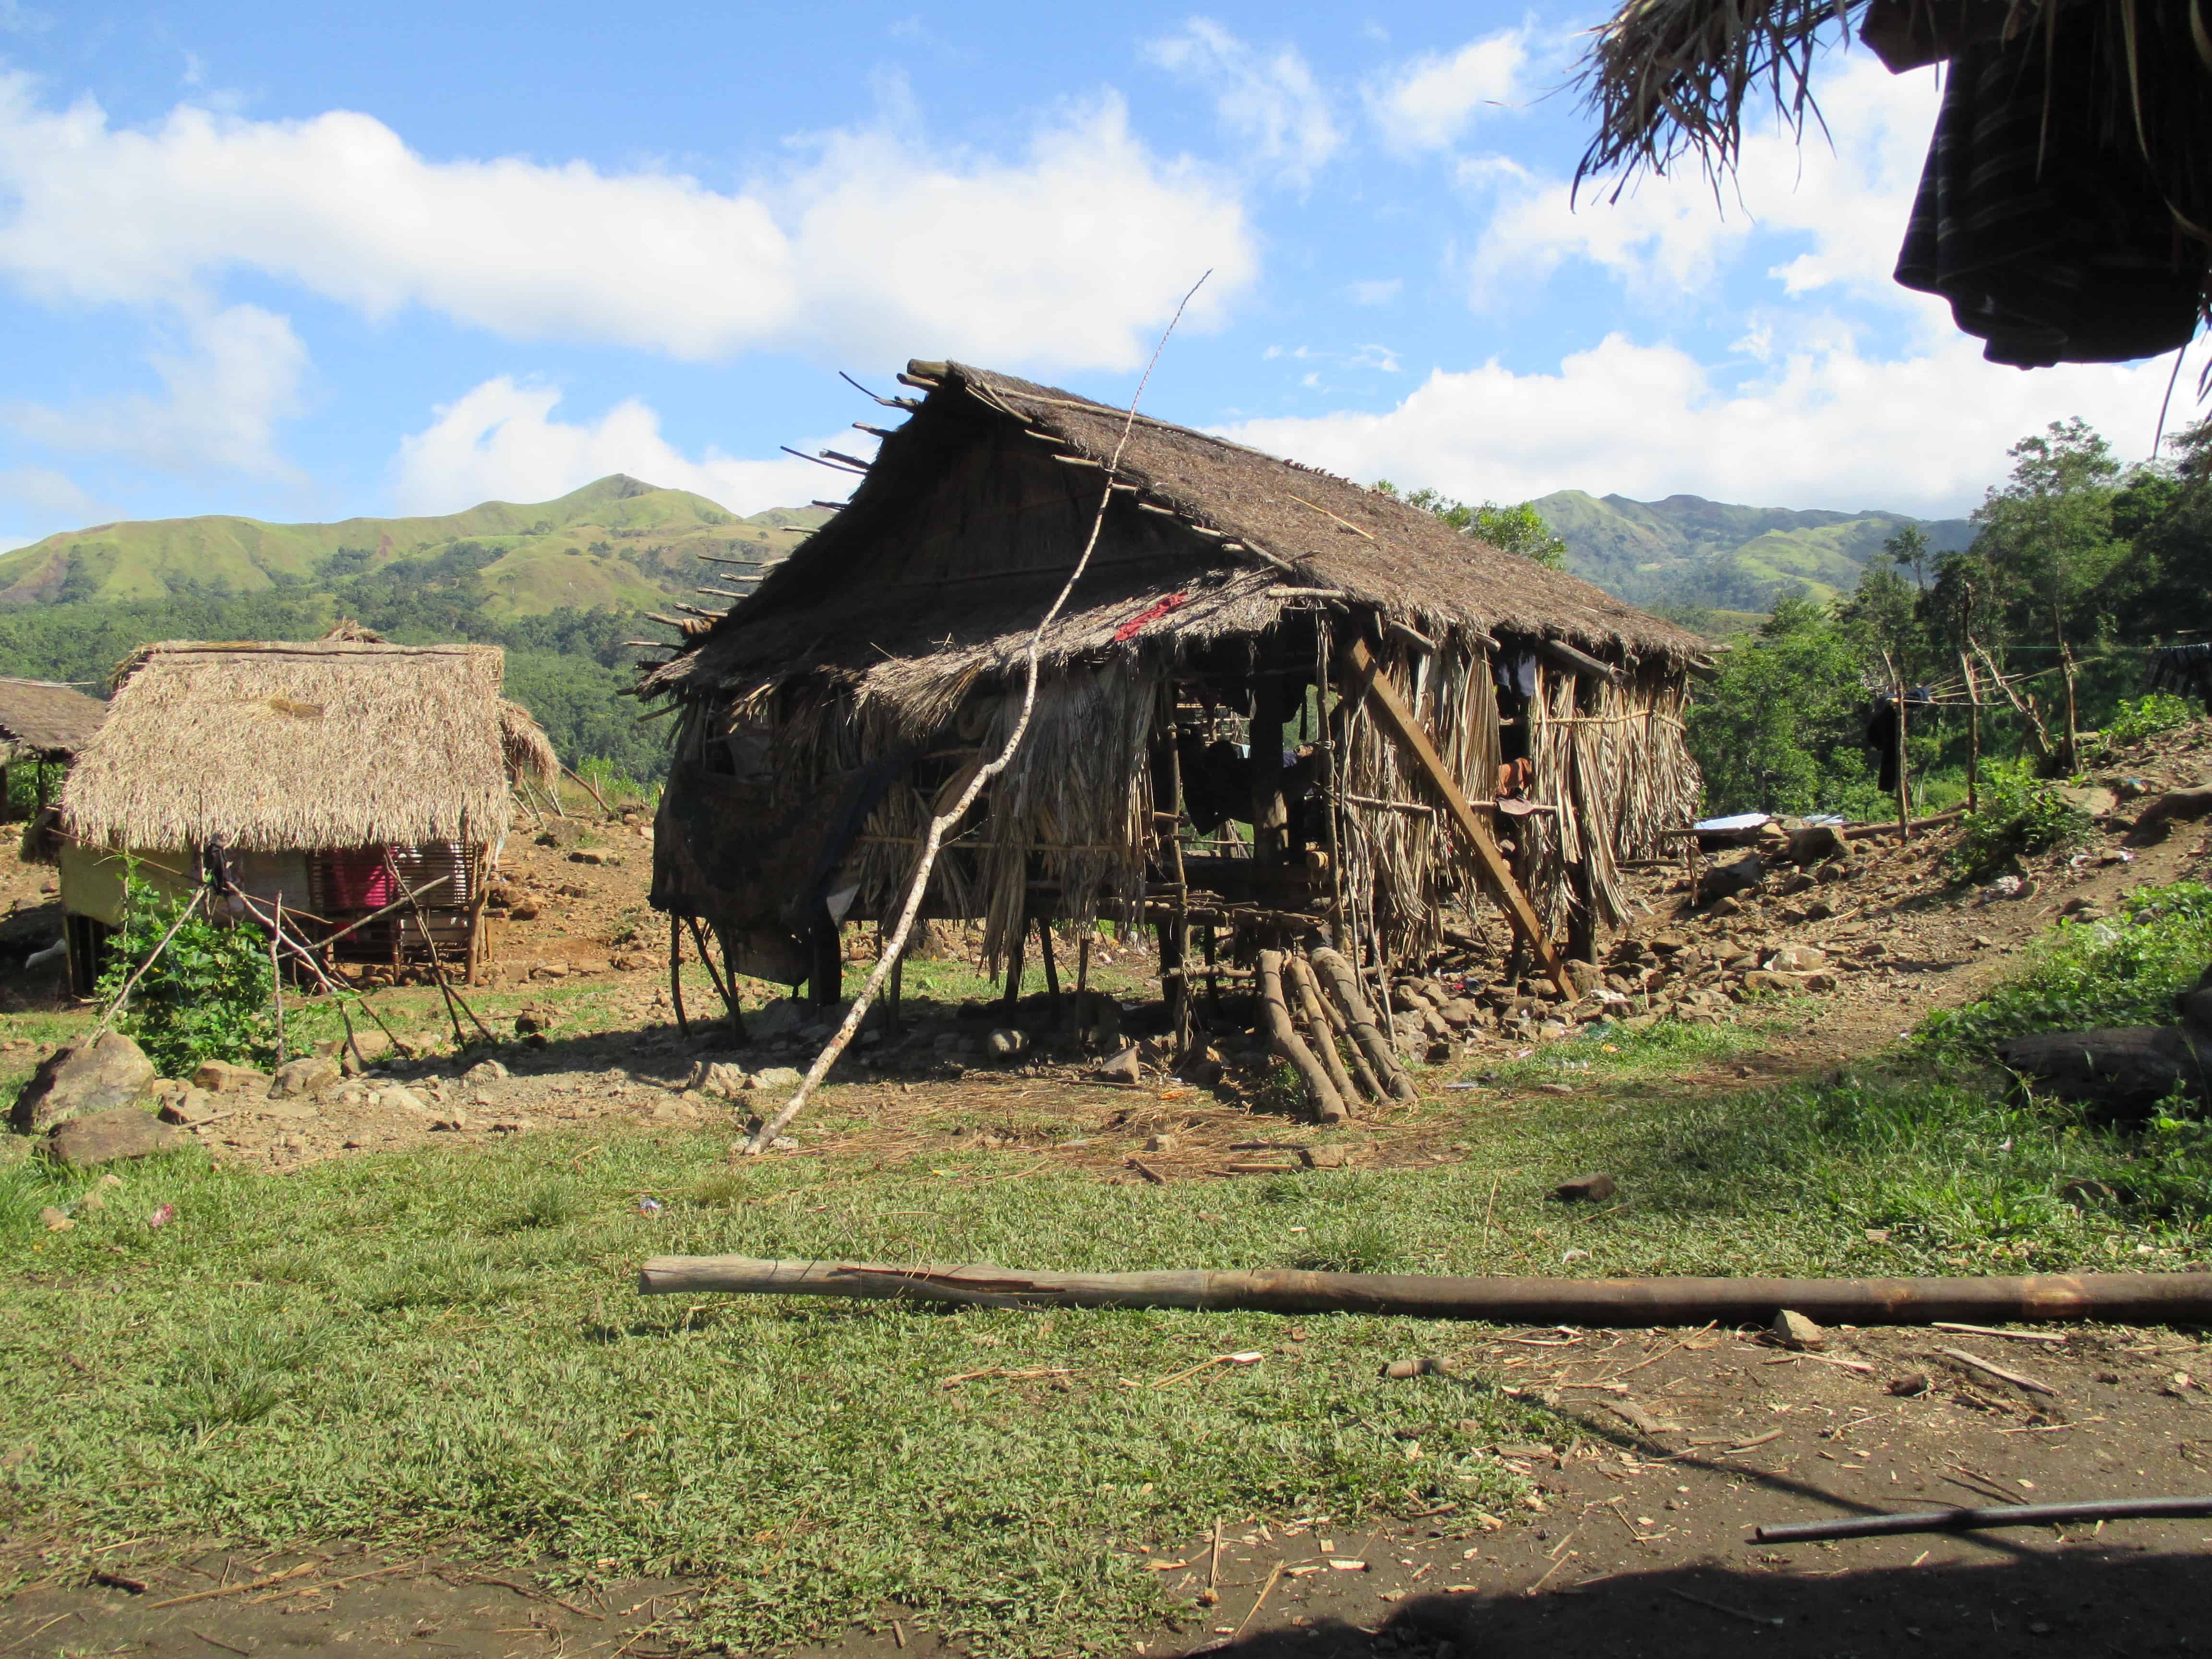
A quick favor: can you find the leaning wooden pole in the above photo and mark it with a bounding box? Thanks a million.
[1258,949,1346,1123]
[637,1257,2212,1326]
[1340,637,1573,998]
[741,273,1212,1155]
[1309,945,1416,1102]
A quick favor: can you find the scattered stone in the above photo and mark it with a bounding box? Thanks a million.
[11,1033,157,1134]
[1742,969,1811,995]
[1093,1046,1143,1085]
[1886,1371,1930,1397]
[745,1066,804,1091]
[1770,1308,1827,1351]
[44,1106,188,1168]
[1696,855,1764,908]
[1299,1146,1349,1169]
[1552,1172,1617,1203]
[986,1028,1029,1061]
[269,1055,342,1100]
[701,1062,749,1099]
[1563,959,1604,998]
[1381,1357,1456,1380]
[1767,944,1828,972]
[569,849,609,865]
[1786,824,1847,866]
[431,1111,473,1131]
[1145,1132,1178,1153]
[1706,895,1743,918]
[381,1087,430,1115]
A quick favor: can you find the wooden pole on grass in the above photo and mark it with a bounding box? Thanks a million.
[1257,949,1346,1123]
[1308,945,1415,1102]
[639,1258,2212,1327]
[1960,649,1982,814]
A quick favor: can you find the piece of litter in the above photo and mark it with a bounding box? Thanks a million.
[1226,1351,1265,1365]
[1143,1560,1188,1571]
[637,1197,664,1215]
[1327,1559,1367,1572]
[146,1203,174,1229]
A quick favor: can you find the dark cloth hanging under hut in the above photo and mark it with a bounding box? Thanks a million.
[1866,688,1935,793]
[1891,2,2212,369]
[2152,642,2212,710]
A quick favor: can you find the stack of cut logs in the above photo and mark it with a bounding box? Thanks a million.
[1255,946,1419,1122]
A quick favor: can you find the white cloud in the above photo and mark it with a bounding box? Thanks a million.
[0,74,1254,372]
[1217,329,2176,519]
[6,302,307,477]
[1367,29,1528,152]
[391,378,851,517]
[1346,277,1402,306]
[1465,55,1939,308]
[0,464,96,544]
[1146,19,1342,186]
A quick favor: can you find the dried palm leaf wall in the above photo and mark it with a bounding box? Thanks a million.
[684,624,1696,977]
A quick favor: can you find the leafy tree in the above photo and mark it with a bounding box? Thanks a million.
[1683,599,1888,817]
[1885,524,1932,589]
[1967,418,2126,648]
[1372,481,1568,569]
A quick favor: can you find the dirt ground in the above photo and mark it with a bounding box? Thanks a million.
[5,728,2212,1658]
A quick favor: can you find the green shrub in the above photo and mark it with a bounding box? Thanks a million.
[95,874,275,1075]
[1917,880,2212,1058]
[1944,759,2092,881]
[2094,692,2195,752]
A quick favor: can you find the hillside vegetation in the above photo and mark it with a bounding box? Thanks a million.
[1533,488,1973,612]
[0,477,832,784]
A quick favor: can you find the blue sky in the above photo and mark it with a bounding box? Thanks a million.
[0,0,2191,549]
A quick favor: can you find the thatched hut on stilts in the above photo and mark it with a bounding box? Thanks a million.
[639,361,1707,1116]
[0,677,107,828]
[54,631,557,995]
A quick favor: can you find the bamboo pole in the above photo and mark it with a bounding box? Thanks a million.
[1257,949,1346,1123]
[1290,948,1382,1102]
[669,913,690,1039]
[637,1258,2212,1325]
[1755,1496,2212,1545]
[1309,945,1416,1102]
[2061,642,2080,773]
[268,895,288,1066]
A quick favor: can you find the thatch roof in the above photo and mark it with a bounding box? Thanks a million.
[1574,0,2210,366]
[0,678,106,760]
[60,640,558,853]
[644,361,1706,709]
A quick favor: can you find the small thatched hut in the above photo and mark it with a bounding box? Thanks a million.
[1575,0,2210,367]
[57,636,557,993]
[640,360,1706,1054]
[0,677,107,822]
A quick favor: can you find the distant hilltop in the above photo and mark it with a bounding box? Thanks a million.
[0,475,835,619]
[1531,489,1973,616]
[3,472,1967,625]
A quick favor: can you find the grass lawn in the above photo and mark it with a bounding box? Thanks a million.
[3,891,2211,1654]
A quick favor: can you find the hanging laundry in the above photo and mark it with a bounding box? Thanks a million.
[1865,688,1936,794]
[2151,642,2212,710]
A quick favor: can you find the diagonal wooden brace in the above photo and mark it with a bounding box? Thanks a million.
[1340,636,1572,999]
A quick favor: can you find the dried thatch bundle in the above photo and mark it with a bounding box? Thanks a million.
[61,641,556,855]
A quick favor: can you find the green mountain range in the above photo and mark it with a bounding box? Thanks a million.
[1530,490,1974,614]
[0,474,830,615]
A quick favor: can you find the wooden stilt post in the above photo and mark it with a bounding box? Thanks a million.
[1036,914,1061,1021]
[670,913,690,1039]
[1883,652,1910,845]
[1076,933,1091,996]
[1339,637,1572,999]
[1002,918,1026,1015]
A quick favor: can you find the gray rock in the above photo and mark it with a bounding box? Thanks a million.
[463,1059,510,1083]
[1696,855,1765,908]
[749,998,808,1039]
[746,1066,805,1091]
[1563,959,1604,999]
[11,1033,157,1134]
[157,1086,216,1126]
[986,1028,1029,1060]
[44,1106,187,1168]
[270,1055,342,1100]
[1767,944,1828,972]
[1786,824,1847,866]
[1092,1046,1142,1084]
